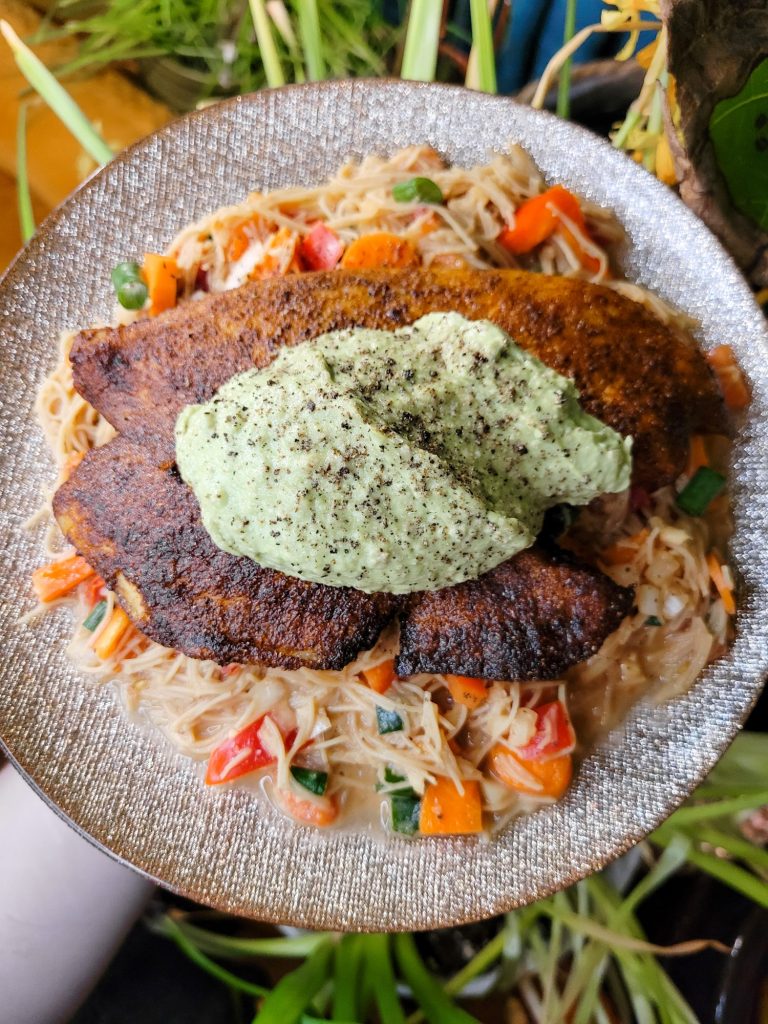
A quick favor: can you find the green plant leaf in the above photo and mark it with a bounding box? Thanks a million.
[16,103,34,243]
[253,938,333,1023]
[366,934,407,1024]
[296,0,325,81]
[401,0,441,82]
[467,0,496,93]
[710,56,768,231]
[556,0,578,118]
[393,933,481,1024]
[248,0,286,87]
[1,19,112,166]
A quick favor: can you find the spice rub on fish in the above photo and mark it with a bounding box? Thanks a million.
[53,436,402,670]
[53,436,632,673]
[69,267,726,491]
[396,547,633,680]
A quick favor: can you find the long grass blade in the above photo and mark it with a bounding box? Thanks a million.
[393,933,480,1024]
[466,0,496,93]
[162,917,268,998]
[295,0,325,81]
[401,0,442,82]
[248,0,286,87]
[556,0,578,118]
[16,103,35,243]
[0,19,113,165]
[366,934,408,1024]
[172,917,332,959]
[253,938,333,1024]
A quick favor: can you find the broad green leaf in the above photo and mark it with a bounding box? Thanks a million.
[710,57,768,231]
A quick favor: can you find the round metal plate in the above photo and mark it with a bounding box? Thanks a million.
[1,80,766,930]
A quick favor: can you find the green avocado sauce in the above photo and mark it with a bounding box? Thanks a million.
[175,313,632,594]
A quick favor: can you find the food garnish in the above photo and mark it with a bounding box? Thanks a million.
[392,176,444,204]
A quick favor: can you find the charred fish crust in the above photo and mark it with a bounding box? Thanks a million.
[52,436,402,669]
[395,547,633,680]
[68,267,725,491]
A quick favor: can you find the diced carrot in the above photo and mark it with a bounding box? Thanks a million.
[707,552,736,615]
[445,674,488,709]
[362,658,397,694]
[61,450,85,482]
[93,606,131,660]
[227,220,258,262]
[340,232,420,270]
[686,435,709,478]
[600,528,650,566]
[249,227,299,280]
[707,345,750,410]
[32,555,93,602]
[498,185,584,254]
[82,574,106,608]
[276,788,338,827]
[557,223,603,274]
[487,743,573,799]
[143,253,181,315]
[419,776,483,835]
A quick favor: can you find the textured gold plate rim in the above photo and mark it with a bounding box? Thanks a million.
[0,80,767,931]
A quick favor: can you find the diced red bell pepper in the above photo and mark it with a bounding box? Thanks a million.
[82,574,106,608]
[518,700,575,762]
[205,715,297,785]
[299,222,344,271]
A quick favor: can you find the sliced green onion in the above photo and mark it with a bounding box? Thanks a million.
[83,599,107,632]
[116,278,149,310]
[676,466,726,516]
[383,766,417,795]
[110,261,143,289]
[376,706,403,734]
[392,176,444,204]
[644,615,662,627]
[290,765,328,795]
[391,793,420,835]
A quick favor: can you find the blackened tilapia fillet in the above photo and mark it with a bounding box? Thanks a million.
[397,547,633,680]
[69,267,726,491]
[53,436,401,670]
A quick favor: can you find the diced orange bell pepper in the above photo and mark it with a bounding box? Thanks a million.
[487,743,573,799]
[707,345,750,410]
[340,232,420,270]
[600,528,650,566]
[32,555,93,602]
[419,776,483,835]
[686,435,709,478]
[445,674,488,709]
[707,552,736,615]
[92,606,131,660]
[362,659,397,694]
[143,253,181,316]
